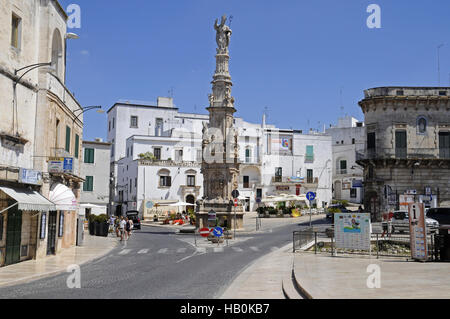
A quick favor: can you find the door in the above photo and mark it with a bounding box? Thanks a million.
[5,204,22,266]
[47,211,57,255]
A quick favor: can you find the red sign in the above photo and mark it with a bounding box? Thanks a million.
[199,228,211,238]
[234,198,238,207]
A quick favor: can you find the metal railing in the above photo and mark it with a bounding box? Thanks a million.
[292,227,437,260]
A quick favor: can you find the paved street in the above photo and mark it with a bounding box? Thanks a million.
[0,217,328,299]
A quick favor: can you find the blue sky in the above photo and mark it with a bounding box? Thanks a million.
[59,0,450,141]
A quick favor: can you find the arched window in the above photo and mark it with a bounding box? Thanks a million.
[417,117,427,134]
[51,29,63,79]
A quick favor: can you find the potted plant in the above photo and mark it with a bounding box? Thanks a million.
[268,207,277,217]
[88,214,96,235]
[95,214,108,237]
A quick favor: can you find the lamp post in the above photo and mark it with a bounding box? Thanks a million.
[72,105,104,124]
[14,62,54,87]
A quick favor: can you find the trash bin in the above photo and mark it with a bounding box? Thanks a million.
[436,226,450,262]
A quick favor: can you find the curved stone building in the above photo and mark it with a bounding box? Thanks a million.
[357,87,450,221]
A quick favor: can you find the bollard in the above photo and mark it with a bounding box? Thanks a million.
[315,232,317,255]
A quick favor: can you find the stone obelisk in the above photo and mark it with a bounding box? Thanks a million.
[196,15,243,230]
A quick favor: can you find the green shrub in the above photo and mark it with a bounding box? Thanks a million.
[95,214,108,223]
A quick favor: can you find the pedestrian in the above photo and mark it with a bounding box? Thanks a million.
[119,216,127,241]
[127,217,133,239]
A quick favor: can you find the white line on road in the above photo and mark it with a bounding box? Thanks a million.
[214,247,224,253]
[177,248,187,253]
[232,247,243,252]
[118,249,131,255]
[196,247,206,253]
[158,248,168,254]
[138,249,149,254]
[250,246,259,251]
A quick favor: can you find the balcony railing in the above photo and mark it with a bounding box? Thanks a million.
[356,148,441,161]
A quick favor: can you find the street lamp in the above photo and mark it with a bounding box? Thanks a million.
[14,62,54,87]
[72,105,104,124]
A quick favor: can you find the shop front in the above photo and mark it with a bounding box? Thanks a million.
[0,186,55,267]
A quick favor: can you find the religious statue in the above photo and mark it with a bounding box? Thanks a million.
[214,15,232,53]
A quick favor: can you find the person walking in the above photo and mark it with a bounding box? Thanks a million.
[119,216,127,241]
[127,217,133,239]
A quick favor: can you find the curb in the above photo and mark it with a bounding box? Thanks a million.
[290,256,314,299]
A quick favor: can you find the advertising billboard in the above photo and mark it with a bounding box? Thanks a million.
[335,213,371,251]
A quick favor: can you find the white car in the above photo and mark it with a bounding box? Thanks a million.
[391,210,439,233]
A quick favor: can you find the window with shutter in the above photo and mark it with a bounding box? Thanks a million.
[75,134,80,158]
[65,126,71,153]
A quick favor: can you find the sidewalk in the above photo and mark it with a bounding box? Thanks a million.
[220,243,293,299]
[0,233,118,288]
[291,252,450,299]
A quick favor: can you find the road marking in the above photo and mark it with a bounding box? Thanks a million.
[196,247,206,253]
[232,247,243,252]
[138,249,149,254]
[177,248,187,253]
[118,249,131,255]
[158,248,168,254]
[250,246,259,251]
[214,247,224,253]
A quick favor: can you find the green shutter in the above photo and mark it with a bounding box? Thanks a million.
[74,134,79,158]
[83,176,94,191]
[84,149,95,164]
[306,146,314,161]
[65,126,71,153]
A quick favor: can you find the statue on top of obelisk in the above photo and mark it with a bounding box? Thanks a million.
[214,15,232,54]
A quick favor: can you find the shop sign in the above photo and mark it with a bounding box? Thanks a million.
[19,168,43,186]
[48,157,74,174]
[276,186,290,191]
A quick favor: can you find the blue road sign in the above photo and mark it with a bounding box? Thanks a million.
[213,227,223,238]
[306,192,316,201]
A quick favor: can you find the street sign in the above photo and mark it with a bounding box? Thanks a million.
[234,198,238,207]
[208,210,216,221]
[213,227,223,238]
[306,192,316,201]
[199,228,211,238]
[232,189,239,199]
[408,203,428,261]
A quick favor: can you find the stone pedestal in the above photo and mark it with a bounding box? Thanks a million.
[196,199,244,230]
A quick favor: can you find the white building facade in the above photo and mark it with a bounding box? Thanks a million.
[109,99,333,218]
[326,116,365,204]
[79,139,111,217]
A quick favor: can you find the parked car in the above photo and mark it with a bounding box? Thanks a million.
[426,207,450,226]
[326,204,351,223]
[391,210,439,233]
[125,211,141,230]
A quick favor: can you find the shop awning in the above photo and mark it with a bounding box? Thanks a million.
[49,183,78,211]
[0,187,55,212]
